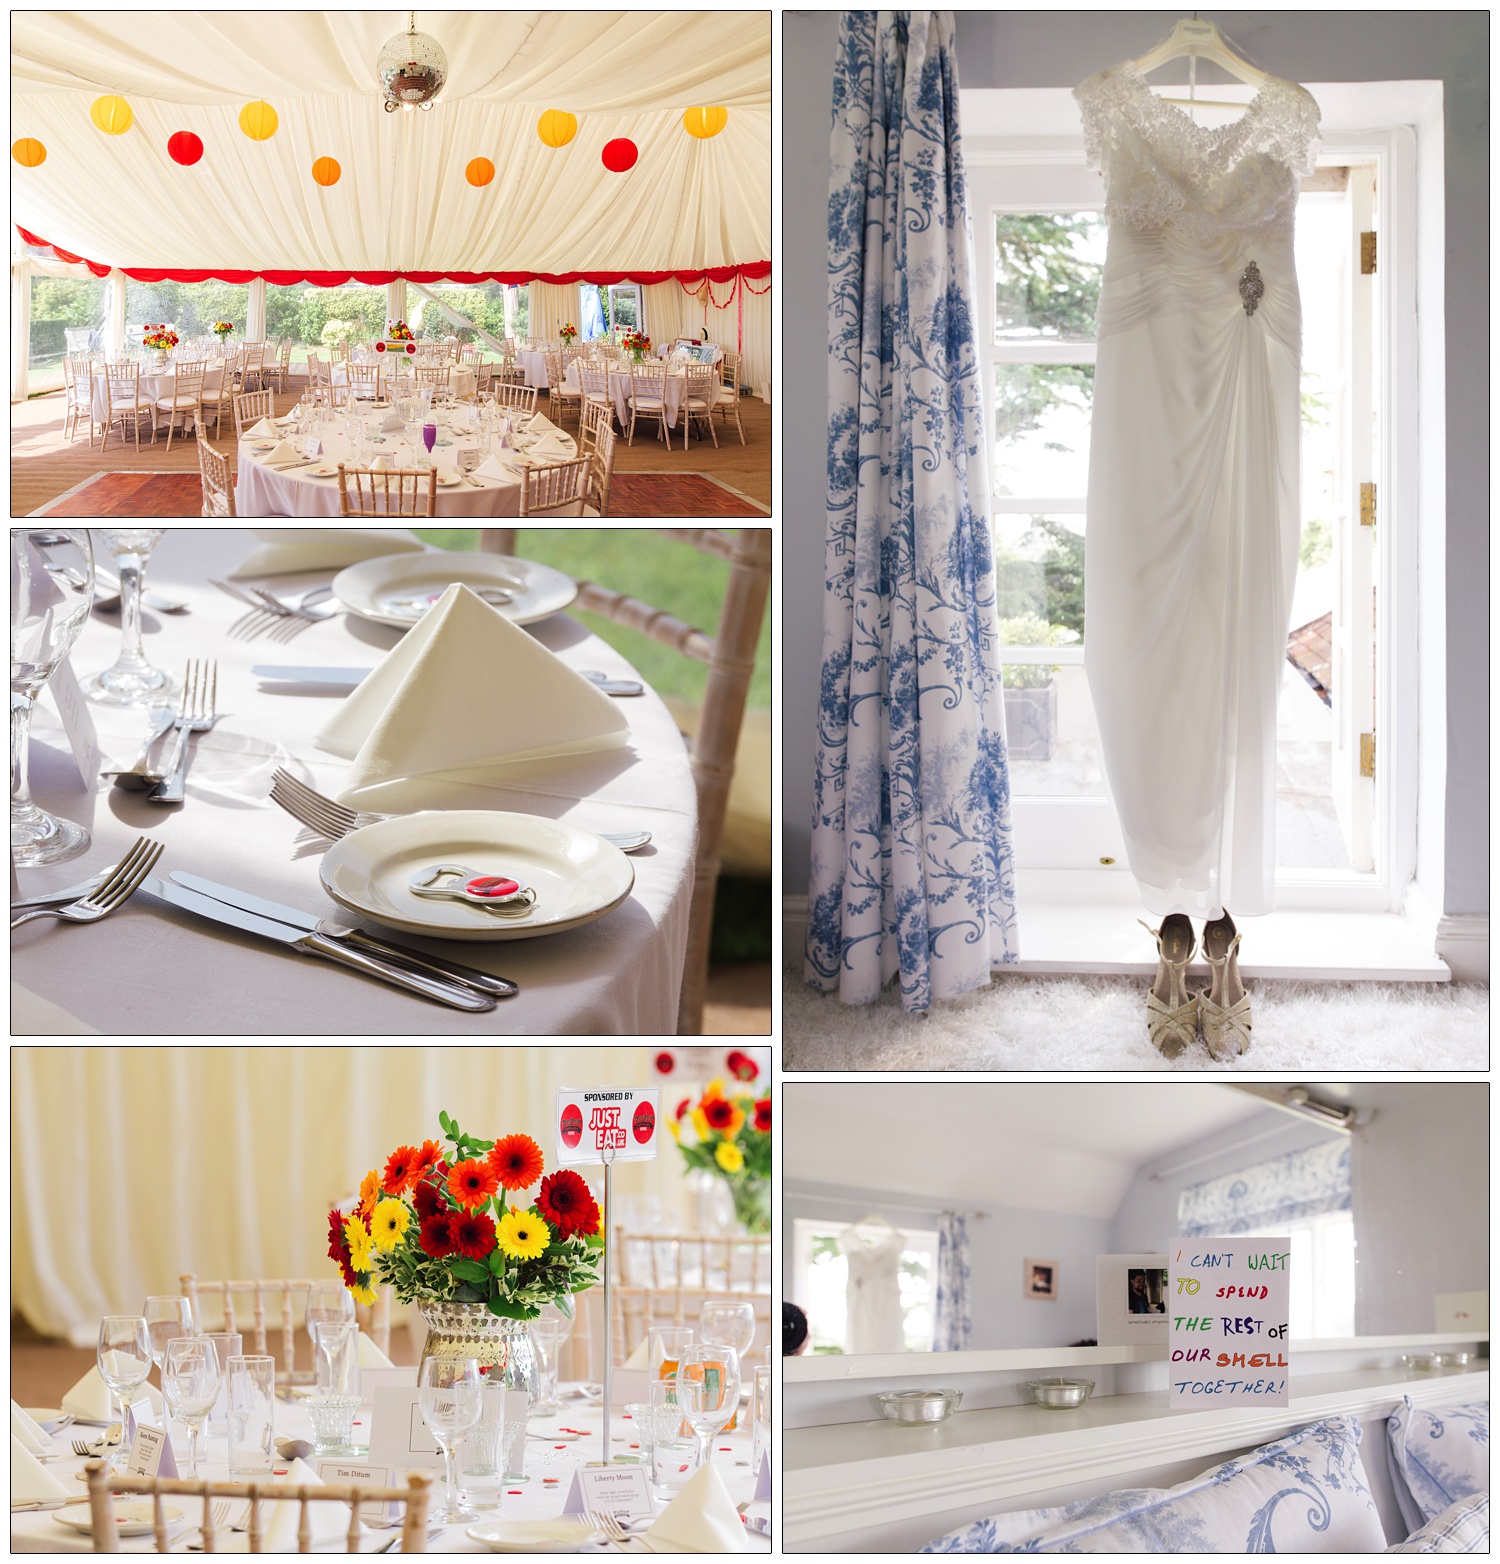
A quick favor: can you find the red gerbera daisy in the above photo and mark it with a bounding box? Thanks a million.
[675,1097,692,1121]
[726,1049,759,1082]
[449,1157,501,1210]
[412,1175,447,1222]
[326,1207,348,1265]
[702,1096,738,1132]
[654,1051,676,1074]
[382,1144,422,1196]
[450,1211,498,1260]
[487,1134,544,1192]
[535,1169,602,1240]
[419,1212,455,1258]
[753,1098,771,1134]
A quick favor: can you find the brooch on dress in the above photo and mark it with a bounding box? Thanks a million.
[1239,260,1265,316]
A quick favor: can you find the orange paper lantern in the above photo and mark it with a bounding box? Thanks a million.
[312,156,341,187]
[90,95,134,135]
[238,100,278,141]
[12,137,46,167]
[682,105,728,139]
[466,156,495,187]
[536,109,577,148]
[601,138,638,174]
[167,131,203,166]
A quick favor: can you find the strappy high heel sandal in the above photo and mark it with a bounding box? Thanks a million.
[1201,913,1252,1059]
[1141,914,1198,1057]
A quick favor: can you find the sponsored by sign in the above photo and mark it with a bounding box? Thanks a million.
[555,1087,660,1165]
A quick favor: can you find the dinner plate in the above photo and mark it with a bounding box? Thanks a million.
[465,1517,603,1553]
[435,470,462,486]
[320,812,633,943]
[305,463,341,478]
[53,1500,187,1537]
[250,439,277,451]
[22,1407,69,1430]
[331,551,577,629]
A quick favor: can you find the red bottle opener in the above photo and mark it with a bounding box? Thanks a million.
[409,864,538,915]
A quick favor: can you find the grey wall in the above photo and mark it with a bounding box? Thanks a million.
[781,10,1489,918]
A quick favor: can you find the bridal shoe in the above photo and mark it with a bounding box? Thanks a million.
[1141,914,1198,1057]
[1201,913,1252,1059]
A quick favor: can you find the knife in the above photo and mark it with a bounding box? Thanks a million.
[141,877,496,1012]
[168,871,517,998]
[252,665,369,688]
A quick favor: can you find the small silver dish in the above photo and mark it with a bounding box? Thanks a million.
[876,1389,963,1424]
[1402,1353,1442,1372]
[1026,1378,1095,1409]
[1435,1351,1471,1369]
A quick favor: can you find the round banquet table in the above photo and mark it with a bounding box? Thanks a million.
[12,529,696,1036]
[566,363,688,430]
[518,349,552,388]
[90,360,228,428]
[10,1383,770,1552]
[336,361,477,400]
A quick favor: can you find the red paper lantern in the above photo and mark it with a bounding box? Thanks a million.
[311,156,341,187]
[601,137,638,174]
[167,131,203,166]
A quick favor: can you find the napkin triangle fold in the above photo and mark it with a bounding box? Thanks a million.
[646,1460,754,1552]
[12,1435,71,1501]
[259,1458,353,1551]
[356,1329,394,1369]
[11,1401,50,1456]
[232,529,425,578]
[61,1364,163,1424]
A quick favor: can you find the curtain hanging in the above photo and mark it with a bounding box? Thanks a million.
[933,1212,972,1350]
[806,10,1018,1013]
[1178,1138,1352,1236]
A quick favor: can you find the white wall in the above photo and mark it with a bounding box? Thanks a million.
[781,9,1489,924]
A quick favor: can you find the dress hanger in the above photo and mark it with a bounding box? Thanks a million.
[1130,17,1268,113]
[840,1212,899,1243]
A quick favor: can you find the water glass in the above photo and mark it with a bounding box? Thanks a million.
[674,1342,741,1472]
[623,1401,653,1465]
[419,1357,483,1525]
[310,1319,356,1395]
[648,1378,700,1499]
[143,1295,196,1381]
[459,1379,509,1509]
[752,1365,771,1476]
[82,530,174,706]
[96,1316,151,1470]
[201,1332,242,1434]
[306,1392,363,1455]
[528,1318,563,1416]
[700,1302,757,1360]
[227,1354,276,1475]
[163,1337,222,1478]
[649,1326,694,1383]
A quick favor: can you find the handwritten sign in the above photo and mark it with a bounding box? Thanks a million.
[1169,1237,1291,1408]
[555,1087,660,1166]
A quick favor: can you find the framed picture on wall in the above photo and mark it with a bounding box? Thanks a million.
[1096,1253,1171,1345]
[1024,1258,1058,1300]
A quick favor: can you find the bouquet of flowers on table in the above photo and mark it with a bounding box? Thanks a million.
[621,330,652,361]
[141,326,179,352]
[211,320,234,342]
[559,323,578,345]
[669,1067,771,1233]
[386,319,414,342]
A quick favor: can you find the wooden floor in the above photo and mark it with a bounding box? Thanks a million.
[13,383,771,517]
[703,962,773,1035]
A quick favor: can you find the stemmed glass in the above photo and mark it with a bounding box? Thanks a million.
[418,1357,483,1525]
[143,1295,196,1383]
[81,530,175,706]
[699,1302,757,1365]
[96,1316,151,1470]
[162,1337,222,1478]
[674,1342,741,1473]
[307,1280,355,1393]
[11,528,95,865]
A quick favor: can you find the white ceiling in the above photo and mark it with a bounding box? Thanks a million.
[783,1082,1274,1220]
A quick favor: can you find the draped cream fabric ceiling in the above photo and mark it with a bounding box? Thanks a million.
[10,10,770,275]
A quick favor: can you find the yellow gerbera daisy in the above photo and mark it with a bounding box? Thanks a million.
[714,1141,745,1174]
[691,1106,712,1141]
[496,1208,551,1261]
[349,1280,378,1308]
[705,1077,728,1101]
[370,1197,411,1252]
[344,1216,374,1271]
[357,1169,380,1219]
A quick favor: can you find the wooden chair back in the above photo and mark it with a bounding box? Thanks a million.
[519,456,589,517]
[414,365,447,392]
[493,381,538,416]
[585,420,617,516]
[347,362,384,400]
[233,389,274,439]
[473,360,494,396]
[609,1286,771,1365]
[337,465,438,517]
[198,441,237,517]
[617,1231,771,1292]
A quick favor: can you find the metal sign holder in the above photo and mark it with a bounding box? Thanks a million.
[588,1140,618,1469]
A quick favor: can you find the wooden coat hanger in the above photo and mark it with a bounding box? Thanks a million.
[1131,18,1268,112]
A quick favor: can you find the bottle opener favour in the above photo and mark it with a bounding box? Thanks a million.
[381,585,514,619]
[410,864,538,916]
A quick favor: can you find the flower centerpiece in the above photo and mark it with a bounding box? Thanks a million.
[211,320,234,345]
[622,330,651,363]
[669,1071,771,1233]
[326,1111,603,1394]
[141,325,179,369]
[559,323,578,345]
[387,319,414,342]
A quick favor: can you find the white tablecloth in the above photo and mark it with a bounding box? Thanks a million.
[13,529,694,1035]
[90,362,228,426]
[565,365,688,431]
[517,349,551,388]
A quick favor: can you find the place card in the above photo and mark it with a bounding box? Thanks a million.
[560,1463,653,1521]
[123,1394,160,1446]
[42,655,102,787]
[753,1453,770,1502]
[366,1386,441,1470]
[124,1421,178,1480]
[1168,1236,1291,1409]
[300,435,322,459]
[316,1460,399,1524]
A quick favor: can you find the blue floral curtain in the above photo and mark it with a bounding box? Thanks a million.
[806,10,1018,1013]
[1178,1138,1352,1236]
[933,1211,972,1350]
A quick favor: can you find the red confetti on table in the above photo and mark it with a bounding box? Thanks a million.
[508,1490,522,1495]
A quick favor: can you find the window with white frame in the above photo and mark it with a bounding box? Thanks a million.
[791,1218,937,1353]
[1244,1210,1356,1339]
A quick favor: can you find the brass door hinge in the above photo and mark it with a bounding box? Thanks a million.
[1359,732,1376,779]
[1360,231,1377,274]
[1360,481,1377,527]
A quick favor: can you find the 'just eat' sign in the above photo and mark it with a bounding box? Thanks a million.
[555,1087,660,1166]
[1168,1237,1292,1409]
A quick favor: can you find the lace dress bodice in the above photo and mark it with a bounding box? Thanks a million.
[1075,64,1320,246]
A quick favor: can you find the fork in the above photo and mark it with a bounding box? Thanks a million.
[69,1422,120,1459]
[149,660,218,805]
[11,838,162,929]
[248,585,339,622]
[584,1510,648,1551]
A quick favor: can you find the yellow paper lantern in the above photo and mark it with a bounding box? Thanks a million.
[312,156,341,187]
[90,95,134,136]
[536,109,577,148]
[466,156,495,187]
[238,100,279,141]
[683,105,729,139]
[12,137,47,167]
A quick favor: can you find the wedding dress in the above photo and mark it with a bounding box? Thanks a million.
[839,1223,905,1353]
[1074,63,1321,917]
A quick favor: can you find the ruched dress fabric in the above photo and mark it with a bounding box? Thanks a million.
[1075,66,1320,919]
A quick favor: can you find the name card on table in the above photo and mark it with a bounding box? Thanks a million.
[124,1421,178,1479]
[123,1395,160,1446]
[560,1463,653,1521]
[42,655,102,787]
[367,1386,441,1470]
[754,1453,770,1502]
[555,1087,660,1166]
[316,1461,398,1525]
[359,1366,416,1400]
[301,435,322,459]
[1169,1237,1291,1409]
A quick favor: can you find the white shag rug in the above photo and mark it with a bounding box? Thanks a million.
[783,969,1489,1071]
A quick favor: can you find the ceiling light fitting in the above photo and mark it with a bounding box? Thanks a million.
[377,11,448,113]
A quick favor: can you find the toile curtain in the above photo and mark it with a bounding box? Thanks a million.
[933,1211,972,1350]
[1178,1138,1352,1236]
[806,10,1018,1013]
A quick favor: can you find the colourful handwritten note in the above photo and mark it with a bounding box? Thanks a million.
[1168,1236,1291,1409]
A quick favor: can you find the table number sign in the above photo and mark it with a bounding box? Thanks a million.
[560,1463,653,1521]
[1169,1236,1291,1409]
[124,1420,178,1479]
[554,1087,660,1165]
[43,654,102,787]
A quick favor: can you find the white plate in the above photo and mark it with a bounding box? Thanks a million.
[320,812,633,943]
[22,1407,68,1429]
[331,551,577,629]
[435,469,462,486]
[466,1517,603,1553]
[305,463,341,478]
[249,439,277,451]
[53,1500,187,1537]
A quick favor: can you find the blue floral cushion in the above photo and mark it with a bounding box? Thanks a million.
[920,1415,1385,1553]
[1387,1493,1489,1553]
[1387,1399,1489,1526]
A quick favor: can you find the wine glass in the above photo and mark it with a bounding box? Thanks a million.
[143,1295,196,1382]
[674,1342,741,1473]
[422,422,438,463]
[81,530,174,707]
[419,1357,483,1525]
[162,1337,222,1478]
[10,529,95,865]
[307,1281,354,1393]
[96,1316,151,1470]
[699,1302,757,1363]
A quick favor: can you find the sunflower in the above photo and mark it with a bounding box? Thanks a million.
[382,1145,422,1196]
[370,1197,411,1251]
[412,1175,447,1222]
[714,1140,745,1173]
[535,1169,601,1239]
[343,1216,374,1272]
[496,1208,551,1261]
[701,1096,745,1137]
[487,1134,545,1191]
[350,1280,378,1308]
[753,1098,771,1134]
[357,1169,381,1219]
[450,1211,498,1260]
[419,1212,455,1258]
[448,1157,501,1210]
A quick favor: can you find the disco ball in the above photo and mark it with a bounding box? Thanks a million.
[376,27,448,111]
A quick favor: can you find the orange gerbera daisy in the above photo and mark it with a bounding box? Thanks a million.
[382,1145,422,1196]
[357,1169,380,1219]
[448,1157,501,1210]
[487,1133,544,1191]
[412,1139,445,1177]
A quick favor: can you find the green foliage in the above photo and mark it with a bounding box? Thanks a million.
[995,213,1104,340]
[994,516,1085,642]
[811,1235,842,1265]
[125,279,250,338]
[995,361,1095,449]
[319,318,359,350]
[1299,515,1332,569]
[997,613,1073,690]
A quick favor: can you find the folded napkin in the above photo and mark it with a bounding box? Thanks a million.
[243,417,276,439]
[356,1330,394,1369]
[232,529,424,580]
[258,440,304,470]
[314,583,629,802]
[525,411,551,433]
[646,1460,753,1553]
[380,411,406,433]
[259,1458,355,1552]
[11,1402,51,1457]
[12,1435,71,1502]
[61,1365,162,1424]
[622,1337,650,1371]
[529,432,574,463]
[10,982,98,1035]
